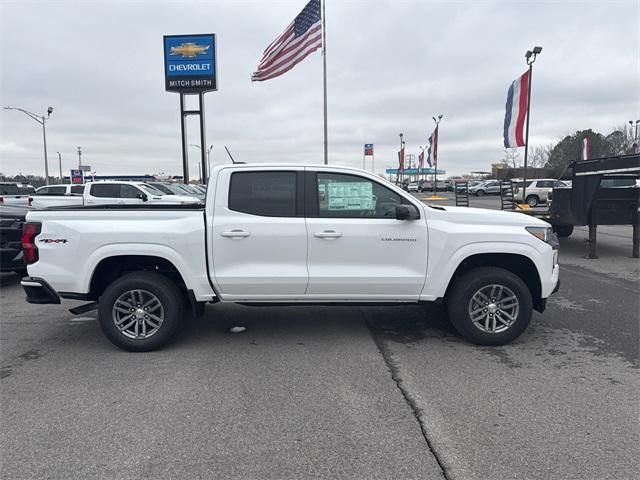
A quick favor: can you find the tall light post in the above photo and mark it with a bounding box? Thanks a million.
[189,143,213,183]
[57,152,63,184]
[521,45,542,203]
[77,146,82,168]
[4,106,53,185]
[629,120,640,153]
[629,120,640,140]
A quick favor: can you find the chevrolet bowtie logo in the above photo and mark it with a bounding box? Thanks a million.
[169,42,210,58]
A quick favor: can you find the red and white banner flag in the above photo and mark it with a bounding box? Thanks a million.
[503,70,530,148]
[581,137,590,160]
[398,147,405,171]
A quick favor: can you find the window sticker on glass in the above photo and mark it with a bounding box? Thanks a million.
[326,182,375,211]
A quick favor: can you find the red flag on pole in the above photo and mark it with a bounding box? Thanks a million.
[398,147,405,171]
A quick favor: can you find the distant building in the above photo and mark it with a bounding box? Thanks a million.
[492,163,555,180]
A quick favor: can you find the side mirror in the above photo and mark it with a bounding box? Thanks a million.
[395,204,419,220]
[137,193,148,202]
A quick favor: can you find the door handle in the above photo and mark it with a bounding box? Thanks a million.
[314,230,343,239]
[221,229,250,238]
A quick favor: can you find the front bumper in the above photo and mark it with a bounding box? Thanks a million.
[21,276,61,304]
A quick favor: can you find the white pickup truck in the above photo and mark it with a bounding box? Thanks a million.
[31,181,200,209]
[21,164,559,351]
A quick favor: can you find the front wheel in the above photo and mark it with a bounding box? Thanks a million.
[475,190,485,197]
[446,267,533,346]
[98,272,185,351]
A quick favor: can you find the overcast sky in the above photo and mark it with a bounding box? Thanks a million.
[1,0,638,179]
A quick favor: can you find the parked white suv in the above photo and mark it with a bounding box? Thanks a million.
[514,179,567,207]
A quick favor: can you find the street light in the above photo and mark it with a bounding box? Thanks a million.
[4,106,53,185]
[56,152,63,184]
[189,143,213,182]
[629,120,640,140]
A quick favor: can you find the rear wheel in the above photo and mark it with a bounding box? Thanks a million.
[525,195,539,207]
[98,272,184,351]
[446,267,532,346]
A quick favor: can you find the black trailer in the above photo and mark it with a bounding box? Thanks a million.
[548,154,639,258]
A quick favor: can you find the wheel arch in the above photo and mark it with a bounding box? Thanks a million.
[444,253,543,311]
[87,255,188,302]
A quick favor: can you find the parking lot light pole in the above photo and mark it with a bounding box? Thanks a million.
[629,120,640,140]
[190,144,213,182]
[521,46,542,203]
[4,106,53,185]
[57,152,63,184]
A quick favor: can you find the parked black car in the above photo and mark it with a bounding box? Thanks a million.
[0,204,29,273]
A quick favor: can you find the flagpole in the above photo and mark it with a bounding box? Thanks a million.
[521,46,541,203]
[321,0,328,165]
[522,61,533,202]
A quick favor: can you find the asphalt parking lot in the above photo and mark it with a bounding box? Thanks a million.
[1,196,638,480]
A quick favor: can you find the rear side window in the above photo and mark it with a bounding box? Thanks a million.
[18,186,36,195]
[536,181,555,188]
[91,184,118,198]
[70,185,84,195]
[229,171,296,217]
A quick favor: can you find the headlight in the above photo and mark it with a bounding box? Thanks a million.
[525,226,559,250]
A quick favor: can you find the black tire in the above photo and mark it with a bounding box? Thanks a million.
[446,267,533,346]
[553,225,574,238]
[475,190,485,197]
[525,195,539,207]
[98,271,185,352]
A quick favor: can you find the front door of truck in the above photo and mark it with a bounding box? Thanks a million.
[211,168,308,299]
[305,170,428,300]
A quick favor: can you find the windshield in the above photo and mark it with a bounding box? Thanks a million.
[149,183,173,194]
[139,184,165,195]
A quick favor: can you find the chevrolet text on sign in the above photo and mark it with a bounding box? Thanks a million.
[163,34,217,93]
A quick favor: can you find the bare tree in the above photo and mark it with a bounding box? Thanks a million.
[502,148,521,168]
[529,144,553,168]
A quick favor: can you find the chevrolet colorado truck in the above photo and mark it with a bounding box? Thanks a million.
[21,164,559,351]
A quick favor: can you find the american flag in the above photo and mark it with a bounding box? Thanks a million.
[251,0,322,82]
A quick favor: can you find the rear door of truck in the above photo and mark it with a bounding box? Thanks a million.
[210,166,308,299]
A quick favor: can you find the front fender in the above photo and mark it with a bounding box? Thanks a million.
[420,241,548,301]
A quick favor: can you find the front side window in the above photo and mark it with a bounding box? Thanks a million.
[316,173,402,218]
[120,184,142,198]
[229,171,296,217]
[537,181,554,188]
[91,184,118,198]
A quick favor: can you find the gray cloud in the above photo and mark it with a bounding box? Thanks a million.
[1,0,638,179]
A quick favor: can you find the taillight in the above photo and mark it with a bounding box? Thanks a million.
[22,222,42,264]
[0,197,4,205]
[28,197,33,206]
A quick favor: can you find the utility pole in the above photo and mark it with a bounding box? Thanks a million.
[77,146,82,168]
